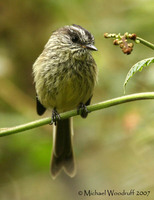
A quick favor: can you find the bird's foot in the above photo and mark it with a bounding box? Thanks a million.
[50,108,61,125]
[77,103,90,118]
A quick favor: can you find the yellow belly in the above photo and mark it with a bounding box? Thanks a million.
[40,74,94,112]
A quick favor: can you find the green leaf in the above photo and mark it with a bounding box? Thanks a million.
[123,57,154,93]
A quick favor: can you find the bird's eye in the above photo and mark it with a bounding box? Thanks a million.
[71,34,79,43]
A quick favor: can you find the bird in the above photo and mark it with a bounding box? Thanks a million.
[32,24,97,179]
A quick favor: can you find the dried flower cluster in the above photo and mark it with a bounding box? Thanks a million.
[104,33,137,55]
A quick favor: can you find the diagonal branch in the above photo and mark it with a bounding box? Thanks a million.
[136,36,154,50]
[1,92,154,137]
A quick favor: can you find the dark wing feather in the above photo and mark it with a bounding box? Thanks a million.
[36,96,46,115]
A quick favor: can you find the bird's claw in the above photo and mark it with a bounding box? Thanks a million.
[77,103,90,118]
[50,108,61,125]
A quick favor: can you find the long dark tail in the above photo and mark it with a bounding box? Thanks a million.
[51,118,75,179]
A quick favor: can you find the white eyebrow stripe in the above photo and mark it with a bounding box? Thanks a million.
[71,26,86,36]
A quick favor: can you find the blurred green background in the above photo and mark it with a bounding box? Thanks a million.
[0,0,154,199]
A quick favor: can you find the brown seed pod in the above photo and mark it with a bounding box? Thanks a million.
[104,33,109,38]
[128,43,134,48]
[129,33,137,40]
[113,39,119,45]
[120,43,124,49]
[122,47,133,55]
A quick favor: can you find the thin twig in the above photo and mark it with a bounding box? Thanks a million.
[136,36,154,50]
[1,92,154,137]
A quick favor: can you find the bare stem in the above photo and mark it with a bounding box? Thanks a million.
[136,36,154,50]
[1,92,154,137]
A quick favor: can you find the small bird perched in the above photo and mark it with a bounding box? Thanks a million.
[32,24,97,178]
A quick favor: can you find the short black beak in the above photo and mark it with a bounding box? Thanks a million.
[85,44,98,51]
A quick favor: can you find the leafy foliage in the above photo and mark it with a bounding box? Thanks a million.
[124,57,154,93]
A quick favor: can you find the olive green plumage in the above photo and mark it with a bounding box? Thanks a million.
[33,24,97,178]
